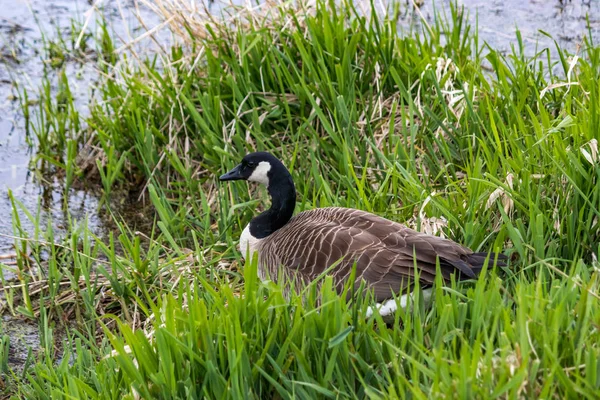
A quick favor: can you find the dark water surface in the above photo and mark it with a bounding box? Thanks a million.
[0,0,598,369]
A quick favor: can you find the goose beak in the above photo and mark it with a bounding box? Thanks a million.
[219,164,244,181]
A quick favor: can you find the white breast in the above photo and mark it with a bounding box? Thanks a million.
[239,223,262,259]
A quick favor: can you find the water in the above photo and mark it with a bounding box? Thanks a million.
[0,0,598,371]
[408,0,599,54]
[0,0,167,256]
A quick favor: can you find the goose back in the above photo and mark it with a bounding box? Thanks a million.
[254,207,491,300]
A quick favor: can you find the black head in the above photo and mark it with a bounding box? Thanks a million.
[219,152,288,187]
[220,151,297,238]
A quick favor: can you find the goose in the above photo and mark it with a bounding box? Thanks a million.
[219,152,506,317]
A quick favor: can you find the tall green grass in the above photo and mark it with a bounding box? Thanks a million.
[2,0,600,398]
[31,0,598,267]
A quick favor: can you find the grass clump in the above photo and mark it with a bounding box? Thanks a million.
[2,0,600,398]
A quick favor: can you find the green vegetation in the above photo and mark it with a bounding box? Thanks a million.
[1,0,600,398]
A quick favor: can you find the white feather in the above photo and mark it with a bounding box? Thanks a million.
[365,288,433,319]
[239,223,262,258]
[248,161,271,186]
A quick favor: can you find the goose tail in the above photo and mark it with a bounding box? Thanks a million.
[465,252,508,276]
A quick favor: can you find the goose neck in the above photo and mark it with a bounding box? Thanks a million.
[250,175,296,239]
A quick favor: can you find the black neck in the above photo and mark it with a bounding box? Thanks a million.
[249,174,296,239]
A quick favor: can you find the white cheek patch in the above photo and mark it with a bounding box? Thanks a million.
[248,161,271,186]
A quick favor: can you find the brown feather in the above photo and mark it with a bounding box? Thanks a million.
[254,207,505,301]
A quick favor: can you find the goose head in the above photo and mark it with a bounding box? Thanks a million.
[219,152,290,188]
[219,152,297,240]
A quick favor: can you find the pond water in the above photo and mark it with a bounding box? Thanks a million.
[405,0,599,54]
[0,0,598,370]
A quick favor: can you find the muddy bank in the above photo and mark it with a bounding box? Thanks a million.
[0,0,165,377]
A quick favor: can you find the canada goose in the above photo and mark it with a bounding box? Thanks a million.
[220,152,506,316]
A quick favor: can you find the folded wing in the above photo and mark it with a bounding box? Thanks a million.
[259,207,504,301]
